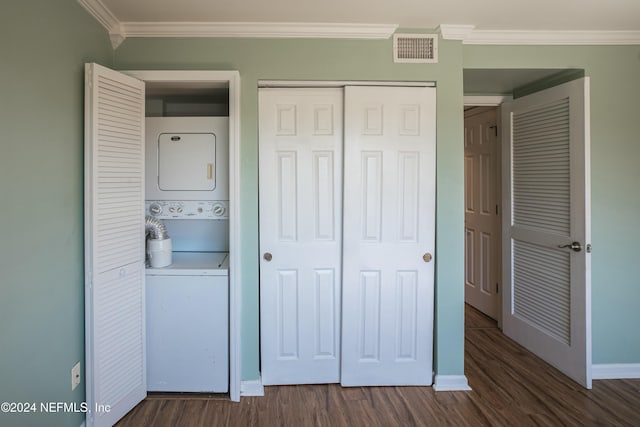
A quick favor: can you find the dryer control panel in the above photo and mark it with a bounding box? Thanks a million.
[145,200,228,219]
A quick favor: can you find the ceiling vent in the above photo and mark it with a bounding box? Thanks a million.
[393,34,438,63]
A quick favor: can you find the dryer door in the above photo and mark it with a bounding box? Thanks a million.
[158,132,216,191]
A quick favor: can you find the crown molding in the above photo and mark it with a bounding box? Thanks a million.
[121,22,398,39]
[462,30,640,45]
[463,95,512,106]
[77,0,124,48]
[76,0,640,48]
[77,0,118,31]
[77,0,397,46]
[437,25,476,41]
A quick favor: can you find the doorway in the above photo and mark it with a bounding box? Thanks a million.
[84,65,242,427]
[463,69,592,389]
[464,105,501,323]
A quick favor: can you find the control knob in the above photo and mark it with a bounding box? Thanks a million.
[149,203,162,215]
[212,203,226,217]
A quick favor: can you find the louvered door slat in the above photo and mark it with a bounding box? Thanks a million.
[85,63,146,427]
[512,98,570,236]
[513,240,570,343]
[94,71,144,272]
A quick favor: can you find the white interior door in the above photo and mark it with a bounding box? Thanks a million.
[84,63,146,426]
[259,88,343,385]
[502,78,592,388]
[464,107,500,320]
[341,86,436,386]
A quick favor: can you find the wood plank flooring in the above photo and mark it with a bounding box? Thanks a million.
[116,305,640,426]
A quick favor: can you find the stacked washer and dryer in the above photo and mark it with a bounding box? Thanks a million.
[144,117,229,393]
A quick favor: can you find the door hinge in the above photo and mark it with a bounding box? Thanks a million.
[496,282,499,293]
[496,204,499,215]
[489,125,498,137]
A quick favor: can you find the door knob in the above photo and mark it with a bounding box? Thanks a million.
[423,253,433,263]
[263,252,273,262]
[558,242,582,252]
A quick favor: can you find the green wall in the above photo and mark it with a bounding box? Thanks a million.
[113,36,467,381]
[1,5,638,426]
[113,37,640,381]
[0,1,113,426]
[463,45,640,364]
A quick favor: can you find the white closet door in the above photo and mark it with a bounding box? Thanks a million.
[502,78,591,388]
[84,63,146,426]
[341,86,436,386]
[259,88,343,385]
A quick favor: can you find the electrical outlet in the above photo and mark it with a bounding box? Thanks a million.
[71,362,81,391]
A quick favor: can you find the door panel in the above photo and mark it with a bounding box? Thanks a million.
[341,86,436,386]
[464,108,500,319]
[259,88,343,385]
[84,63,146,427]
[502,78,591,388]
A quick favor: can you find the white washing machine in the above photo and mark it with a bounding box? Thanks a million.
[146,252,229,393]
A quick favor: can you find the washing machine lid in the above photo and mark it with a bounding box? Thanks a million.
[146,252,229,276]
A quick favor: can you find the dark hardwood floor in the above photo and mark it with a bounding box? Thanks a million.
[116,305,640,426]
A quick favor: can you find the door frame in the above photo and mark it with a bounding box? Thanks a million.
[463,95,510,328]
[124,70,242,401]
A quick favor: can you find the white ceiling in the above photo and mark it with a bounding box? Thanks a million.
[101,0,640,31]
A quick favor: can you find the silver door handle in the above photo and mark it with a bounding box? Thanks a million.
[558,242,582,252]
[263,252,273,262]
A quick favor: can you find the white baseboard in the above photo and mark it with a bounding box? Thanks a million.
[592,363,640,380]
[433,375,472,391]
[240,375,265,397]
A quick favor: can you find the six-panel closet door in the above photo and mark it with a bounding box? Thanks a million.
[259,85,436,386]
[259,88,344,385]
[341,86,436,386]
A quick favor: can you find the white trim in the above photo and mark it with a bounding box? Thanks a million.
[592,364,640,380]
[80,420,86,427]
[109,33,126,50]
[228,71,242,403]
[122,70,242,402]
[437,25,476,41]
[122,22,398,39]
[464,95,512,106]
[258,80,436,88]
[77,0,119,31]
[75,1,640,48]
[240,376,265,397]
[433,375,472,391]
[76,0,124,49]
[463,30,640,45]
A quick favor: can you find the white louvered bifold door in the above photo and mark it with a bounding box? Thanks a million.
[84,63,146,426]
[502,78,591,388]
